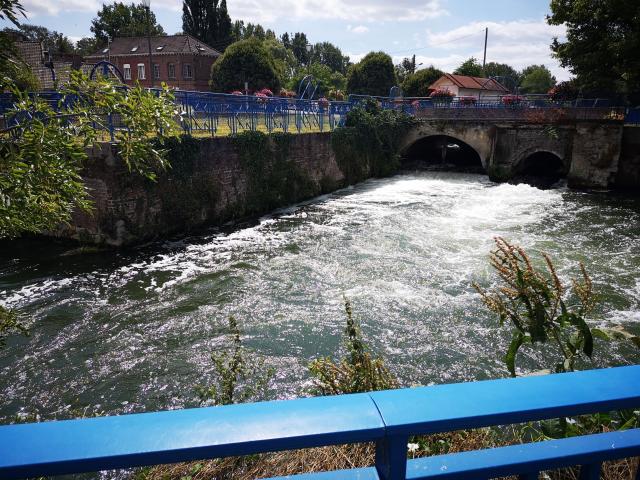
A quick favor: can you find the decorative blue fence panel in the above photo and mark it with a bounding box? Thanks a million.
[1,366,639,480]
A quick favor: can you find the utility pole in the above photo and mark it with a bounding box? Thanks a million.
[482,27,488,76]
[142,0,154,88]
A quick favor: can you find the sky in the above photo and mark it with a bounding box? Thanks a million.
[2,0,570,80]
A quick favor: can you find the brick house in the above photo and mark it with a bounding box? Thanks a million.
[85,35,221,91]
[429,73,509,98]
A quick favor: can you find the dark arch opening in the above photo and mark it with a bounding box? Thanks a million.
[512,151,566,189]
[401,135,484,173]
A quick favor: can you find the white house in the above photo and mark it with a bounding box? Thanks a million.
[429,73,509,98]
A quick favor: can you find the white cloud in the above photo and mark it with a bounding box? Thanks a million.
[21,0,100,16]
[348,25,369,34]
[227,0,448,24]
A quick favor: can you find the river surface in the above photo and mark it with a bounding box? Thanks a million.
[1,171,639,423]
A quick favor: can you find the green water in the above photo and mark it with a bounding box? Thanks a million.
[1,171,639,422]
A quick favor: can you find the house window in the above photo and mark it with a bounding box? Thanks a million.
[123,64,131,80]
[168,63,175,79]
[153,63,160,80]
[182,63,192,79]
[137,63,145,80]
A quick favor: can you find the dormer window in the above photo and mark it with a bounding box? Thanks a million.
[131,46,139,52]
[196,45,205,52]
[102,48,109,54]
[156,45,164,51]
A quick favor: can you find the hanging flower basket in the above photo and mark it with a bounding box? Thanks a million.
[458,96,477,106]
[502,95,523,106]
[255,92,269,104]
[429,88,454,105]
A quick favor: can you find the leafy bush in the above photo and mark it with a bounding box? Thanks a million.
[346,51,397,96]
[0,305,27,348]
[402,67,443,97]
[309,299,397,395]
[331,99,416,184]
[210,38,281,93]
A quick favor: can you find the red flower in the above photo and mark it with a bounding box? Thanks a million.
[230,90,243,95]
[258,88,273,97]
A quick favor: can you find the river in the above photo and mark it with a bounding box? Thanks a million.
[1,171,639,422]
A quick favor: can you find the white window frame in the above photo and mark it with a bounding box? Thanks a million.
[182,63,192,79]
[123,64,131,80]
[137,63,146,80]
[153,63,160,80]
[168,63,175,79]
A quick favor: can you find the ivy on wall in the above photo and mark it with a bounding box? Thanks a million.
[233,131,316,215]
[331,100,416,185]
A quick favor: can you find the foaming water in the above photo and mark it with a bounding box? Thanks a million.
[1,171,639,421]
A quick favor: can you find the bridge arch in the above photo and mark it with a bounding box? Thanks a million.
[400,123,494,170]
[401,134,484,172]
[511,149,567,188]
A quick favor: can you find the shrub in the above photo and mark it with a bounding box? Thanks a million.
[210,38,282,93]
[346,51,397,96]
[402,67,443,97]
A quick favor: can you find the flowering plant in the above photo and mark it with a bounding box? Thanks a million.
[318,97,329,108]
[230,90,243,95]
[258,88,273,97]
[279,88,296,98]
[502,95,523,106]
[429,88,454,100]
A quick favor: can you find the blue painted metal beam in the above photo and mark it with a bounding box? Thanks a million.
[0,393,385,480]
[369,366,640,436]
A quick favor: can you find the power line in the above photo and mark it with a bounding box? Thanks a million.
[387,29,486,56]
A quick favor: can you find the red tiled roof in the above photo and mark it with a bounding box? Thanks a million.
[86,34,221,58]
[429,73,509,92]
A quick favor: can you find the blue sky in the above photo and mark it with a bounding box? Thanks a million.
[3,0,570,79]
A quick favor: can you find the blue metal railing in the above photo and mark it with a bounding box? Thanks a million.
[1,366,639,479]
[0,89,630,139]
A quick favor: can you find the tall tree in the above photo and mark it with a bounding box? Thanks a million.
[519,65,556,94]
[182,0,217,47]
[91,2,165,47]
[311,41,349,74]
[0,0,40,90]
[291,32,310,65]
[346,51,396,96]
[3,24,75,54]
[216,0,232,48]
[483,62,519,83]
[454,57,483,77]
[548,0,640,100]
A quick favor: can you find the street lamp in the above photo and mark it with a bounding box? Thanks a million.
[141,0,153,88]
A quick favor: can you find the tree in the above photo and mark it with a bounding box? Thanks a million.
[75,37,100,57]
[263,39,298,85]
[311,42,349,74]
[3,24,75,54]
[454,57,483,77]
[210,38,281,93]
[346,51,396,96]
[483,62,519,83]
[395,55,417,84]
[519,65,556,94]
[91,2,165,47]
[182,0,232,51]
[548,0,640,101]
[289,63,346,96]
[291,32,310,65]
[402,66,444,97]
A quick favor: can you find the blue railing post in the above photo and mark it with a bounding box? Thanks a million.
[375,434,408,480]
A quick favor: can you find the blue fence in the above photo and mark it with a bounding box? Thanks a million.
[1,366,639,479]
[0,89,636,139]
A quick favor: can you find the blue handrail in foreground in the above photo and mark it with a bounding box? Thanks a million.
[1,366,639,480]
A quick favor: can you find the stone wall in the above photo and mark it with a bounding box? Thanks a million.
[58,133,344,246]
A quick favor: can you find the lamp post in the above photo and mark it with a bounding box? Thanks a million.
[141,0,153,88]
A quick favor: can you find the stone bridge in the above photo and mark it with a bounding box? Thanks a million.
[399,119,639,190]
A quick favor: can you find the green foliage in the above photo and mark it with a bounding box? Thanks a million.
[548,0,640,101]
[3,23,75,54]
[196,316,273,406]
[0,71,180,238]
[309,299,398,395]
[346,51,397,96]
[90,2,165,46]
[210,38,281,93]
[473,237,598,376]
[75,37,101,57]
[0,0,25,26]
[263,39,298,85]
[0,0,38,91]
[402,66,444,97]
[519,65,557,94]
[233,131,315,214]
[310,42,350,75]
[331,99,415,185]
[454,57,483,77]
[182,0,233,52]
[289,63,346,95]
[290,32,310,65]
[0,304,27,348]
[483,62,520,83]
